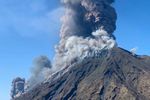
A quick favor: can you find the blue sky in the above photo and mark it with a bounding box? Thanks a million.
[0,0,150,100]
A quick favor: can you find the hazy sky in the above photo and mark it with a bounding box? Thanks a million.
[0,0,150,100]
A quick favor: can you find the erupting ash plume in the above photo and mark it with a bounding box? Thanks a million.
[11,0,117,96]
[53,0,117,69]
[11,0,118,97]
[27,56,52,89]
[60,0,117,38]
[23,0,117,91]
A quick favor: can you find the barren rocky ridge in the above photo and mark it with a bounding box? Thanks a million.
[14,47,150,100]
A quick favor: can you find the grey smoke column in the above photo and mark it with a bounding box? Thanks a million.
[11,77,25,99]
[27,56,52,89]
[31,55,52,77]
[53,0,117,70]
[61,0,117,39]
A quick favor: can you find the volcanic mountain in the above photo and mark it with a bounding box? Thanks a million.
[14,47,150,100]
[11,0,150,100]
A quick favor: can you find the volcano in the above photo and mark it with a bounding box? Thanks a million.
[14,47,150,100]
[11,0,150,100]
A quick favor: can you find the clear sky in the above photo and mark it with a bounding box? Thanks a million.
[0,0,149,100]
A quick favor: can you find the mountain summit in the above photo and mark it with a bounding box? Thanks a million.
[14,47,150,100]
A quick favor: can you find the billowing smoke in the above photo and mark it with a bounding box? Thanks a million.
[11,0,117,95]
[27,0,117,86]
[26,0,117,89]
[60,0,117,38]
[27,56,52,89]
[53,0,117,70]
[130,47,138,55]
[11,77,25,99]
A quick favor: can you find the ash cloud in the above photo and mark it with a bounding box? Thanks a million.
[60,0,117,38]
[24,0,117,91]
[53,0,117,70]
[27,56,52,89]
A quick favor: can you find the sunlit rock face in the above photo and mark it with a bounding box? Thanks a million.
[11,77,25,99]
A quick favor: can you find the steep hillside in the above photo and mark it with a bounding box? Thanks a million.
[15,47,150,100]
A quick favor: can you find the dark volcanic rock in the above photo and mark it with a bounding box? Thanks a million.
[15,47,150,100]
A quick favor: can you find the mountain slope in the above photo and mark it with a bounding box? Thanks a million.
[15,47,150,100]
